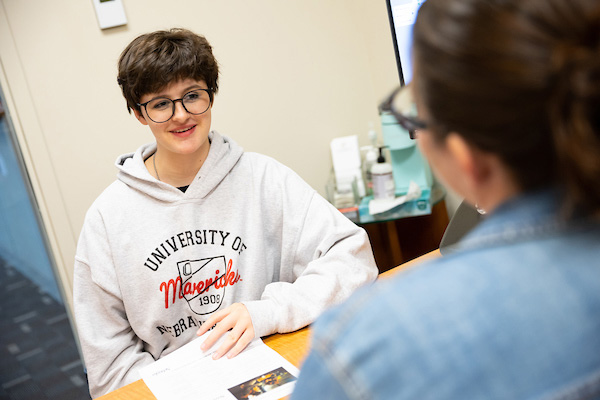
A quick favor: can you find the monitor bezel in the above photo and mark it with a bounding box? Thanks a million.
[385,0,407,87]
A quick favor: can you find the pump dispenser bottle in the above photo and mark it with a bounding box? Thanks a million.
[371,147,395,200]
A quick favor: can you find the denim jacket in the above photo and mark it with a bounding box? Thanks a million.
[292,189,600,400]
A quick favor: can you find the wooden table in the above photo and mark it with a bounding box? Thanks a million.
[98,249,441,399]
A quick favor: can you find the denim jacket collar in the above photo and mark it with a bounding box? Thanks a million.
[449,188,571,254]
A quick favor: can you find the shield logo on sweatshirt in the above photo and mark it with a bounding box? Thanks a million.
[176,256,226,315]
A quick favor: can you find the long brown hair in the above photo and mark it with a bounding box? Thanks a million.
[413,0,600,216]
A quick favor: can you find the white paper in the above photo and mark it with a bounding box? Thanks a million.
[141,333,299,400]
[369,181,422,215]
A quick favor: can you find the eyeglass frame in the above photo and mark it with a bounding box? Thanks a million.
[379,85,427,140]
[136,88,214,123]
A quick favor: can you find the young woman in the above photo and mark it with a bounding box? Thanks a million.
[73,29,377,398]
[292,0,600,398]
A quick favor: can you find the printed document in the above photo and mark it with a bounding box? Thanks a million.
[140,333,299,400]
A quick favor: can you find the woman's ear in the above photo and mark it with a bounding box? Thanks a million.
[448,133,496,182]
[446,132,520,212]
[133,109,149,126]
[446,133,477,181]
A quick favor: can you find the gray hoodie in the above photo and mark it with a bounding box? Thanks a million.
[73,131,377,397]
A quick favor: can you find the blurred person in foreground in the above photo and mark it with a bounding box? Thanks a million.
[292,0,600,398]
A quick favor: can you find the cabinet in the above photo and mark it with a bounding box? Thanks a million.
[360,200,449,273]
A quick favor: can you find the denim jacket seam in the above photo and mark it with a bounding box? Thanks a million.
[457,215,598,254]
[313,287,384,400]
[311,337,371,400]
[324,287,379,340]
[457,219,565,252]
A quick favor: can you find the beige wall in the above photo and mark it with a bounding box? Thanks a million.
[0,0,456,314]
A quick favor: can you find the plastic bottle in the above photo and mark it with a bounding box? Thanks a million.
[367,122,377,146]
[364,148,377,191]
[371,147,395,200]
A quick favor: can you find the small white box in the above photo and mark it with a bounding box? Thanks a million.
[92,0,127,30]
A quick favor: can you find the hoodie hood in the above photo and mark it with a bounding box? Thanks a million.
[115,130,243,202]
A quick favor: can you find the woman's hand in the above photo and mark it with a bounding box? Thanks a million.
[196,303,255,359]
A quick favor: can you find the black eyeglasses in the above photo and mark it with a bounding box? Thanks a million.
[137,89,213,123]
[379,84,427,139]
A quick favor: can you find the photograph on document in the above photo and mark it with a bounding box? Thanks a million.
[228,367,297,400]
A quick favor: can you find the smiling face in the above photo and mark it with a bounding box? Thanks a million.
[134,78,212,161]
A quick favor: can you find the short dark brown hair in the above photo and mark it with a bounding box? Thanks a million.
[413,0,600,216]
[117,28,219,114]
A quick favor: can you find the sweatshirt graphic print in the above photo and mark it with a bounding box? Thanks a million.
[152,234,243,332]
[73,131,377,397]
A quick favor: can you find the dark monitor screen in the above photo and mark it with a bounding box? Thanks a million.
[385,0,426,86]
